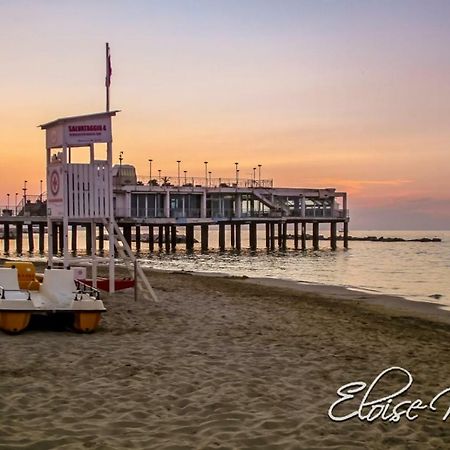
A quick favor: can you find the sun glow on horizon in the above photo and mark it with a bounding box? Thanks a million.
[1,1,450,229]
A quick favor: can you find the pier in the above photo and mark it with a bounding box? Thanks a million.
[0,165,349,255]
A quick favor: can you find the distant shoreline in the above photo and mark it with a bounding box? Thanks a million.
[283,234,442,243]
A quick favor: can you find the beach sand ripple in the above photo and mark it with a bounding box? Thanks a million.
[1,270,450,449]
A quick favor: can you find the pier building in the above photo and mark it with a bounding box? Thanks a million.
[0,163,349,254]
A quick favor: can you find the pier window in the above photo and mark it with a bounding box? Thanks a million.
[170,194,201,218]
[130,193,164,218]
[170,195,184,218]
[303,199,333,217]
[207,194,235,218]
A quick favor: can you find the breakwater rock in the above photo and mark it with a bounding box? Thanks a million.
[284,234,442,243]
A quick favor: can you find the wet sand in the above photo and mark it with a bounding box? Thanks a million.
[1,268,450,449]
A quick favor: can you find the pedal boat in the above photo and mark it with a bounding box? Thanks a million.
[0,265,106,334]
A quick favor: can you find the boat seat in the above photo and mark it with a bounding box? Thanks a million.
[0,267,30,300]
[4,261,40,290]
[40,268,77,307]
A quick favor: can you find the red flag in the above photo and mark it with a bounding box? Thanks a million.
[105,43,112,88]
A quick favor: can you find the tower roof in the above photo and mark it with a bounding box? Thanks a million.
[39,110,120,129]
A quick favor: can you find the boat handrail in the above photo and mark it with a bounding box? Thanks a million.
[74,280,101,300]
[0,286,31,301]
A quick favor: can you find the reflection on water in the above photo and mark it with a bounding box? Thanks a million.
[1,228,448,306]
[137,230,450,306]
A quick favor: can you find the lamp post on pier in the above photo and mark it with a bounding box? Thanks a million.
[184,170,187,185]
[258,164,262,186]
[15,193,18,215]
[119,152,123,185]
[40,179,43,201]
[177,160,181,186]
[23,180,27,204]
[158,169,161,183]
[235,162,239,185]
[253,167,256,186]
[7,193,10,210]
[208,171,212,188]
[148,159,152,184]
[204,161,208,187]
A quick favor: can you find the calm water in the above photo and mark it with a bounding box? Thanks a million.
[138,229,450,307]
[1,227,449,307]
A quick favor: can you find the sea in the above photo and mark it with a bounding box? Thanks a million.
[139,228,450,308]
[1,227,449,309]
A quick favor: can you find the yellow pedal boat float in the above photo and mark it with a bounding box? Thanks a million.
[0,262,106,334]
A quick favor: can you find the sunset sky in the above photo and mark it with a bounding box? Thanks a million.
[1,0,449,229]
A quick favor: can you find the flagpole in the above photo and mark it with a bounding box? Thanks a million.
[105,42,110,112]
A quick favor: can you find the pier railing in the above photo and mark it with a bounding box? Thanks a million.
[136,176,274,189]
[0,207,13,217]
[1,195,47,217]
[113,207,347,220]
[1,202,348,221]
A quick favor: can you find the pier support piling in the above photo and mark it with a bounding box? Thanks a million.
[249,222,257,251]
[85,224,92,255]
[235,224,241,251]
[52,223,58,256]
[186,224,194,252]
[38,223,45,254]
[3,223,10,253]
[294,222,299,250]
[219,223,225,252]
[71,224,77,254]
[148,225,154,252]
[281,222,287,250]
[98,224,104,252]
[344,222,349,249]
[201,224,209,253]
[158,226,163,250]
[230,223,235,249]
[123,224,132,249]
[27,223,34,253]
[135,225,141,253]
[277,222,282,248]
[16,223,23,255]
[171,225,177,252]
[312,222,319,251]
[301,222,307,251]
[58,224,64,256]
[164,225,170,253]
[330,222,337,250]
[270,222,275,251]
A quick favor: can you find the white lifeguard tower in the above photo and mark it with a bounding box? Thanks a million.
[39,111,157,301]
[0,45,155,334]
[0,111,156,334]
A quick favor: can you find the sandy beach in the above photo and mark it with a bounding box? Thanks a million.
[1,267,450,449]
